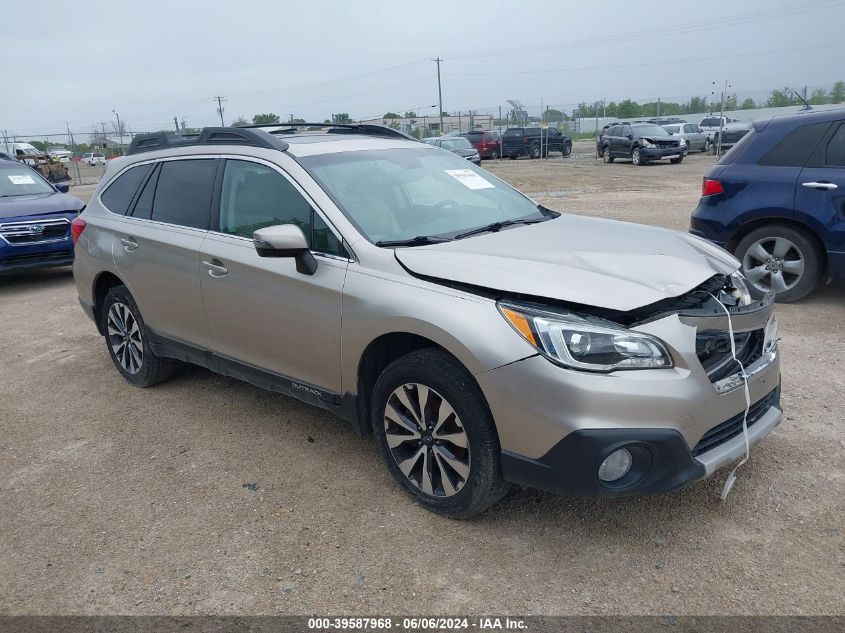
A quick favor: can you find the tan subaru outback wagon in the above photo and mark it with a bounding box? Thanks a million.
[72,124,781,517]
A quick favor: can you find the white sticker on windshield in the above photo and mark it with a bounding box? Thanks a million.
[445,169,494,190]
[8,174,36,185]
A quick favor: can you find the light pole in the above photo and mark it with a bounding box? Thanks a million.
[711,80,730,155]
[112,110,123,154]
[433,57,444,135]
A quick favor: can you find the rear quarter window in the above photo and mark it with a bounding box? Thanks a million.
[717,128,758,165]
[100,163,153,215]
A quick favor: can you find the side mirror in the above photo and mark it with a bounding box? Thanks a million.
[626,134,634,140]
[253,224,317,275]
[54,182,70,193]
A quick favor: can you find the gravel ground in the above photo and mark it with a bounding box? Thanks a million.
[1,142,843,616]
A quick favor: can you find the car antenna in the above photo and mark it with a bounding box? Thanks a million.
[793,89,813,111]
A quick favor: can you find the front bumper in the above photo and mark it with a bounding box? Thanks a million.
[477,300,781,497]
[641,146,686,159]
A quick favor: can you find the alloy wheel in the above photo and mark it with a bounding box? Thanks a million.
[107,302,144,374]
[742,236,805,294]
[383,383,470,498]
[632,148,641,165]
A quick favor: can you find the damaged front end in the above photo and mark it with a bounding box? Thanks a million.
[475,272,781,497]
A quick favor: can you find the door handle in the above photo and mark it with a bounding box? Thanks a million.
[801,181,838,191]
[119,236,139,252]
[202,259,228,277]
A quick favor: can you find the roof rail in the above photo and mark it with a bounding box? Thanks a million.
[238,122,418,142]
[126,127,289,156]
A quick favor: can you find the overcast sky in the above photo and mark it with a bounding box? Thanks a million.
[3,0,844,138]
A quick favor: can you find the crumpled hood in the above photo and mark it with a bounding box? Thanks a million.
[0,192,85,220]
[394,214,739,311]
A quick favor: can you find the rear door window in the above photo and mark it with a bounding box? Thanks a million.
[825,124,845,167]
[100,163,153,215]
[151,159,217,229]
[758,122,830,167]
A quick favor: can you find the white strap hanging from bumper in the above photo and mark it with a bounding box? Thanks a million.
[709,293,752,500]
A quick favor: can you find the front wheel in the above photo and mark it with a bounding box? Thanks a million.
[631,147,644,166]
[562,141,572,157]
[371,349,509,518]
[101,285,176,387]
[735,225,821,303]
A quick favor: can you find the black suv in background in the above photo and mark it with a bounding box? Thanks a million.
[599,122,686,166]
[502,127,572,159]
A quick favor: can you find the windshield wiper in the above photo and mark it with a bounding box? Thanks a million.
[453,218,543,240]
[375,235,452,247]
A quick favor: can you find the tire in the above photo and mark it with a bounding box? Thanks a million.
[703,138,711,153]
[670,155,684,164]
[562,140,572,157]
[101,285,176,387]
[529,144,541,159]
[602,146,614,163]
[631,147,644,166]
[735,224,822,303]
[492,148,500,159]
[371,349,509,519]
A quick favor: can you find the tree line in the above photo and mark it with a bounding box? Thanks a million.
[572,82,845,119]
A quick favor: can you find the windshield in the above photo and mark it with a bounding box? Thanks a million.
[631,125,670,137]
[300,147,545,243]
[440,138,473,151]
[0,166,54,197]
[663,125,681,134]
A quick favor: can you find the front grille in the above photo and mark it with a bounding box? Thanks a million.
[696,329,765,383]
[0,250,74,265]
[0,218,71,245]
[691,388,779,457]
[656,140,680,148]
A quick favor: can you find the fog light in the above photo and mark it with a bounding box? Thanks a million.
[598,448,633,482]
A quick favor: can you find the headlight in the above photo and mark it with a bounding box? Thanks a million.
[641,139,655,148]
[679,137,687,146]
[730,271,752,306]
[498,302,673,372]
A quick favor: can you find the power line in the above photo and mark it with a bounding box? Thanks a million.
[444,0,839,61]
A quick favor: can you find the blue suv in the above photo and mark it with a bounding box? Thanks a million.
[0,159,85,274]
[690,108,845,302]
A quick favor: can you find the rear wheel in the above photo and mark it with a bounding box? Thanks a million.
[735,225,822,302]
[529,144,541,159]
[371,349,509,518]
[101,286,176,387]
[602,146,614,163]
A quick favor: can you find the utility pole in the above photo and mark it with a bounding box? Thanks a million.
[433,57,444,135]
[174,117,180,134]
[66,122,82,185]
[112,110,123,154]
[712,80,730,155]
[99,122,108,151]
[656,97,661,121]
[214,96,226,126]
